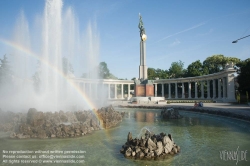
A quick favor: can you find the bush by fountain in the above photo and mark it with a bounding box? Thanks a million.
[0,105,124,139]
[120,131,180,159]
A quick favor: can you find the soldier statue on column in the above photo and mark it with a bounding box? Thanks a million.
[138,13,147,41]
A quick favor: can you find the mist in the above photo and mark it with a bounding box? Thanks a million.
[0,0,107,113]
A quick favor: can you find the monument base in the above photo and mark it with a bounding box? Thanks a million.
[132,79,164,104]
[130,96,165,102]
[135,84,154,97]
[134,79,154,97]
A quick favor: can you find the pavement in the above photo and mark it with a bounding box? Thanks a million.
[114,102,250,122]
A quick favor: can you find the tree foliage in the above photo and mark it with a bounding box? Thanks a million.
[203,54,240,74]
[236,58,250,92]
[81,62,116,79]
[0,55,12,85]
[186,60,208,77]
[148,68,156,80]
[99,62,110,79]
[148,68,168,79]
[168,60,185,78]
[62,57,74,76]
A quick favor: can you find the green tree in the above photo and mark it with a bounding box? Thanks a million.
[0,55,12,85]
[99,62,110,79]
[236,58,250,92]
[148,68,169,79]
[131,77,136,80]
[108,73,118,79]
[203,55,240,74]
[148,68,156,80]
[155,68,169,79]
[168,60,185,78]
[62,57,74,76]
[186,60,208,77]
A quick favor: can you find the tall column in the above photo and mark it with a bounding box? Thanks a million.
[213,79,216,98]
[188,82,191,99]
[207,80,210,99]
[175,83,178,99]
[155,84,157,97]
[128,84,130,100]
[168,83,171,99]
[162,84,164,97]
[195,82,198,99]
[139,14,148,80]
[201,81,204,99]
[115,84,117,99]
[139,41,148,79]
[218,79,221,98]
[182,82,185,98]
[223,77,226,99]
[121,84,124,99]
[108,84,111,99]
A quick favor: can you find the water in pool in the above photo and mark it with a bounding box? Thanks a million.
[0,108,250,166]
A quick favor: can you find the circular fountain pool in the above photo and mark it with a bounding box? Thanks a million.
[0,108,250,166]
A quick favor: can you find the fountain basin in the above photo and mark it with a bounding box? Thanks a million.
[0,108,249,165]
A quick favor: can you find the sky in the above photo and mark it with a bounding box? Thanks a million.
[0,0,250,80]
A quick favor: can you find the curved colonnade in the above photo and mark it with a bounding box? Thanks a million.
[72,67,236,102]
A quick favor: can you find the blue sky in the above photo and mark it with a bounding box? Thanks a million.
[0,0,250,79]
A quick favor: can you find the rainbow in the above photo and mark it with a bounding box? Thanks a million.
[0,37,104,122]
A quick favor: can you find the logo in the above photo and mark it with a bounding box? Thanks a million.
[220,146,247,165]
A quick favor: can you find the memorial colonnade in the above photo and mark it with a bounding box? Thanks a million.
[72,68,236,102]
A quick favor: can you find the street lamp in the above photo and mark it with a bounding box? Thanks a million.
[232,34,250,43]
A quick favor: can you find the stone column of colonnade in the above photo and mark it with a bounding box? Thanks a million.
[162,84,164,97]
[108,84,111,99]
[195,82,198,98]
[95,83,98,99]
[188,82,191,99]
[218,78,221,98]
[168,83,171,99]
[155,83,157,97]
[223,77,226,98]
[175,83,178,99]
[207,80,210,99]
[128,84,130,100]
[201,81,204,99]
[213,79,216,98]
[115,84,117,99]
[182,83,185,98]
[121,84,124,99]
[89,83,92,98]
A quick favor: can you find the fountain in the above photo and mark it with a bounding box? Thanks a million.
[0,0,101,112]
[120,131,180,159]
